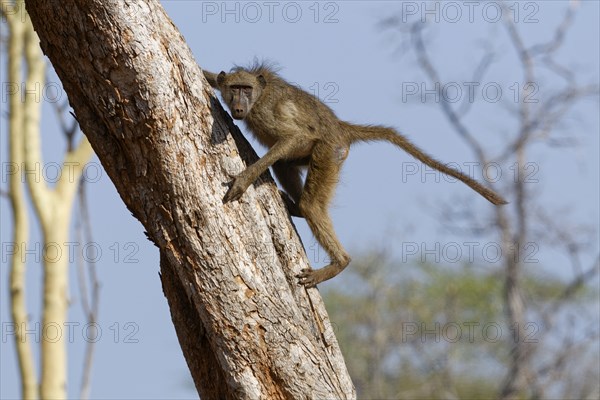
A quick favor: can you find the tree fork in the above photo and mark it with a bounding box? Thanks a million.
[25,0,355,398]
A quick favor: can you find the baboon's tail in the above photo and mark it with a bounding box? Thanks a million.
[342,122,508,205]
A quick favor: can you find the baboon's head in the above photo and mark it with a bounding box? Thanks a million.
[217,71,266,120]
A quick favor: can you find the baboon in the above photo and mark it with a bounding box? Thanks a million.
[204,63,507,287]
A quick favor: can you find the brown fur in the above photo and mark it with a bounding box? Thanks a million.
[204,63,507,287]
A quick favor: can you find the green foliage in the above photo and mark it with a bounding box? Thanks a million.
[323,252,597,399]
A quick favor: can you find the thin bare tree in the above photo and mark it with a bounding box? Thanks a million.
[3,1,94,398]
[383,1,599,398]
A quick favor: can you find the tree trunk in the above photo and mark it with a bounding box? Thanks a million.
[6,1,94,398]
[5,2,37,397]
[25,1,355,398]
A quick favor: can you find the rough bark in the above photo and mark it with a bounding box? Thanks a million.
[24,1,355,398]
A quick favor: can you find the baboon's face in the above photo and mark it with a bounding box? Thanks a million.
[217,71,266,120]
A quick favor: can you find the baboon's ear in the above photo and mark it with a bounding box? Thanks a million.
[257,75,267,88]
[217,71,227,86]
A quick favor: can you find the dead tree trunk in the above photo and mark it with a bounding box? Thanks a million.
[25,1,355,398]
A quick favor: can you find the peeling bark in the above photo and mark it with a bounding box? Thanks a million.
[24,0,355,398]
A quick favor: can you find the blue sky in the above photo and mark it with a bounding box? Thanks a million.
[1,1,598,399]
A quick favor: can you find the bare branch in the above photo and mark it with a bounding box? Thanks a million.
[55,135,93,201]
[534,84,600,140]
[551,258,599,309]
[536,328,599,391]
[75,179,100,400]
[456,51,495,118]
[529,1,579,57]
[410,23,488,165]
[51,99,79,151]
[541,55,575,84]
[22,15,51,223]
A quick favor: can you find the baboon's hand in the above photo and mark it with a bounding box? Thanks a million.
[223,176,249,203]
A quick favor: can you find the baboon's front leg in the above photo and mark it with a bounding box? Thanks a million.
[223,139,301,203]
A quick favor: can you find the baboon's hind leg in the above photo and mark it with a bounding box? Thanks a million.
[296,143,351,287]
